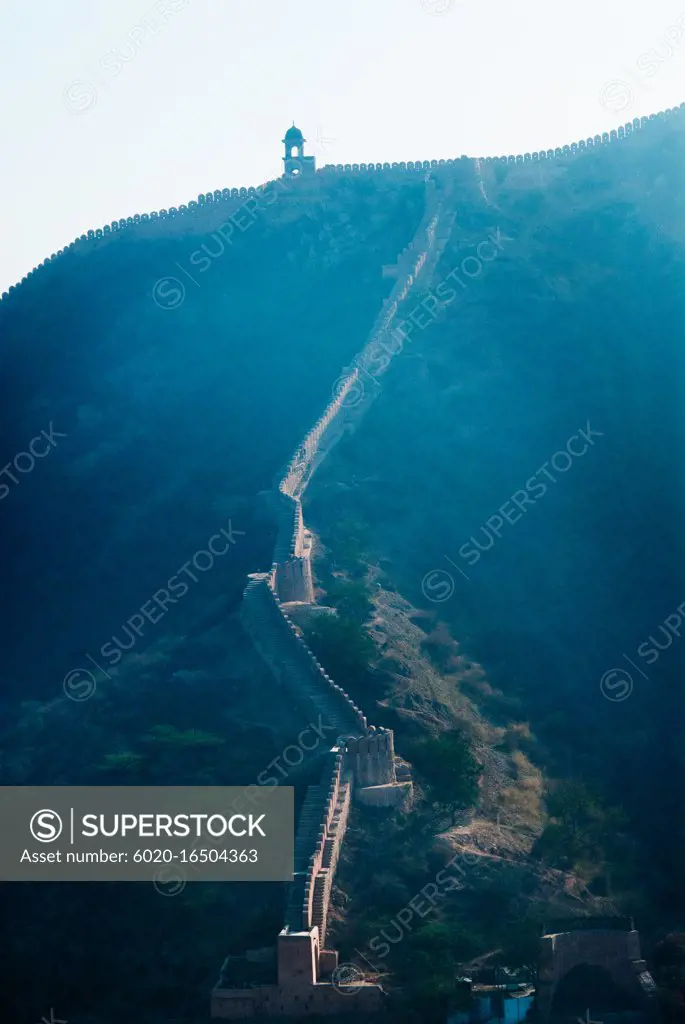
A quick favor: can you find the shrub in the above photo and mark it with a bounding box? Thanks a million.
[407,728,482,823]
[304,614,376,686]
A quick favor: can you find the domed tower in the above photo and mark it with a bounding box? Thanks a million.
[282,123,316,178]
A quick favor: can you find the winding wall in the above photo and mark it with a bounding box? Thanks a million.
[284,751,349,945]
[236,167,456,752]
[213,153,455,1019]
[268,170,455,613]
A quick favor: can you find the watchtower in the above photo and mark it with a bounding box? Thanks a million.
[283,124,316,178]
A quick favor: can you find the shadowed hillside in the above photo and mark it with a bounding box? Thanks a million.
[0,170,431,1021]
[0,173,425,705]
[306,110,685,940]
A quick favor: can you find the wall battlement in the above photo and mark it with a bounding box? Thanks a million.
[318,104,685,175]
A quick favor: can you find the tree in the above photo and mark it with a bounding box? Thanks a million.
[408,729,482,824]
[327,517,371,576]
[534,778,629,877]
[325,577,374,622]
[140,724,225,748]
[304,614,376,686]
[96,751,145,775]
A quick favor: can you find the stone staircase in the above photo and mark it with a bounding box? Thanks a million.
[284,785,327,931]
[312,780,351,944]
[283,753,351,945]
[311,873,329,941]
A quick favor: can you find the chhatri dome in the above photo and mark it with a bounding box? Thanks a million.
[282,123,316,178]
[284,123,305,142]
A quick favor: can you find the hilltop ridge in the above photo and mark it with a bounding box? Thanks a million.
[1,102,682,305]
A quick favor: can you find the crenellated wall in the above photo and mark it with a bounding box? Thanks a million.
[270,171,448,571]
[318,104,685,175]
[346,730,395,787]
[211,139,456,1021]
[212,752,386,1019]
[262,178,447,612]
[3,104,681,306]
[296,751,349,943]
[0,179,289,304]
[277,369,362,502]
[240,573,367,737]
[271,493,314,605]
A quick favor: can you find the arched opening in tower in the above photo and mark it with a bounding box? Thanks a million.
[551,964,639,1014]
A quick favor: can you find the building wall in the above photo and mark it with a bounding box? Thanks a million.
[536,927,655,1021]
[211,978,385,1018]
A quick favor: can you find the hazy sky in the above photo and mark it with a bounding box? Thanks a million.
[1,0,684,291]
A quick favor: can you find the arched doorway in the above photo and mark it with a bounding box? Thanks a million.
[551,963,639,1014]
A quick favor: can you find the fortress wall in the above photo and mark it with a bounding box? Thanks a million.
[275,553,314,605]
[271,492,314,604]
[345,729,396,786]
[213,153,439,1016]
[0,180,289,304]
[278,370,361,501]
[536,927,653,1022]
[324,778,350,882]
[337,183,453,396]
[265,180,444,606]
[300,752,344,932]
[311,780,351,946]
[274,171,443,525]
[284,754,344,933]
[316,104,685,179]
[5,105,681,306]
[272,492,301,565]
[240,574,367,736]
[254,172,453,733]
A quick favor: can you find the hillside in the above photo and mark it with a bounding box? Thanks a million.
[0,172,425,704]
[305,110,685,947]
[1,107,684,1021]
